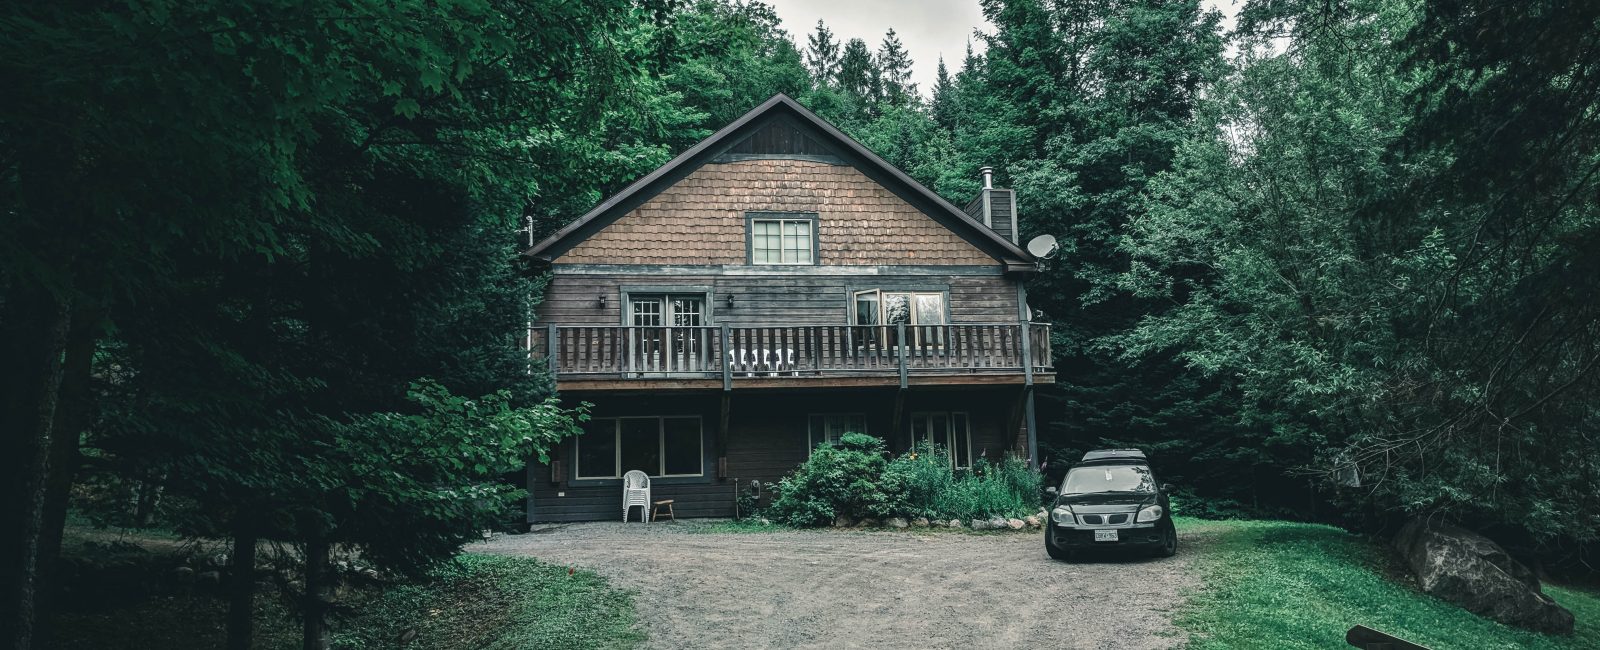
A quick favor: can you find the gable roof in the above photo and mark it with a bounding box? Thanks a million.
[523,94,1036,271]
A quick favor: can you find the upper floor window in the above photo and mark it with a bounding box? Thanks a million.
[747,213,817,265]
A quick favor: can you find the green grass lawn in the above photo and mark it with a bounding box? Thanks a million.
[1175,518,1600,649]
[334,554,643,650]
[49,525,643,650]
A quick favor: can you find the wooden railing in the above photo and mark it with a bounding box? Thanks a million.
[530,322,1052,380]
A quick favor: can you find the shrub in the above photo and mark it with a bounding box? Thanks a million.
[931,455,1043,520]
[769,436,1046,526]
[764,433,900,526]
[881,442,954,519]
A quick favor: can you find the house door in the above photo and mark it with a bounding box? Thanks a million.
[628,295,706,372]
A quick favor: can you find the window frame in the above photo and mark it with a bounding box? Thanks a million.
[910,411,974,469]
[745,212,820,266]
[573,415,707,480]
[848,286,952,348]
[807,413,869,457]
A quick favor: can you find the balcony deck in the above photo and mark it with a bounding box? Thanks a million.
[530,323,1053,392]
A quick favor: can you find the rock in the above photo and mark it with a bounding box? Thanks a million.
[1393,520,1574,635]
[172,566,195,583]
[912,517,930,528]
[948,519,963,529]
[887,517,909,529]
[1006,518,1026,531]
[855,517,879,528]
[969,519,989,530]
[197,570,222,587]
[759,518,772,526]
[1024,516,1041,529]
[833,515,854,528]
[989,517,1008,530]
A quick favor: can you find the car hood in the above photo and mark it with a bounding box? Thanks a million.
[1055,492,1156,509]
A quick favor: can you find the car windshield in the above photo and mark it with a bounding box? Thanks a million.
[1062,465,1155,495]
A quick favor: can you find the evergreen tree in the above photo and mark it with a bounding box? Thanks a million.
[805,19,841,86]
[877,28,916,107]
[931,57,956,129]
[837,38,880,112]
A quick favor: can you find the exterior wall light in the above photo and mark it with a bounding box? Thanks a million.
[598,294,607,309]
[726,294,735,309]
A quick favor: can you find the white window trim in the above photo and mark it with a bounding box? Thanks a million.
[750,217,815,265]
[910,411,974,469]
[574,415,705,479]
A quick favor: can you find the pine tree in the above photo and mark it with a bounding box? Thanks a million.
[805,20,840,86]
[877,28,916,107]
[931,57,955,129]
[837,38,879,112]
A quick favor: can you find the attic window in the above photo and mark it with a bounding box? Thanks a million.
[747,213,817,265]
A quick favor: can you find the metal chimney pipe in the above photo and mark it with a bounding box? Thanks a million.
[980,166,994,189]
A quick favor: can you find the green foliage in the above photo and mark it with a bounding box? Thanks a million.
[1176,518,1599,649]
[335,554,643,650]
[768,438,1043,526]
[310,382,588,576]
[765,433,895,526]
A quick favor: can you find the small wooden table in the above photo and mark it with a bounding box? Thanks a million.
[651,499,676,522]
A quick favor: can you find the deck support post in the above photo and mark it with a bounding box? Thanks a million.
[896,323,908,389]
[720,324,731,391]
[1024,387,1038,470]
[546,323,558,375]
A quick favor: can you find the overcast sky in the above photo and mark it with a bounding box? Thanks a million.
[764,0,1241,97]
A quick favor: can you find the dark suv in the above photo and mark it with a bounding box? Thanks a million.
[1044,449,1177,560]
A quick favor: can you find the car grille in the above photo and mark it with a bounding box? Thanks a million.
[1078,514,1131,525]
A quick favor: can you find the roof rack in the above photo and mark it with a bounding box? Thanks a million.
[1080,449,1148,463]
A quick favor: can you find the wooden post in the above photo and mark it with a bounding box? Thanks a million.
[896,323,908,389]
[545,323,558,376]
[1020,321,1033,386]
[720,324,732,391]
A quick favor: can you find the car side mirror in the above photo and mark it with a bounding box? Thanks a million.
[1045,487,1059,497]
[1161,483,1173,493]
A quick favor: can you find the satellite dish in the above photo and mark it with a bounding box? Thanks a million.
[1026,234,1059,259]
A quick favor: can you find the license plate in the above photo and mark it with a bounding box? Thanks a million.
[1094,529,1119,542]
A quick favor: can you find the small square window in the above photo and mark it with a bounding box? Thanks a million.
[749,215,815,264]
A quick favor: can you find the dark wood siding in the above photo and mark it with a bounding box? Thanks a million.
[727,116,834,156]
[988,189,1016,243]
[526,387,1026,522]
[537,271,1021,326]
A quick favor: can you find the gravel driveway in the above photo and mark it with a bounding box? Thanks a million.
[474,521,1202,649]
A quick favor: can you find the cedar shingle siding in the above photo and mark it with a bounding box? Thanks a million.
[555,159,997,266]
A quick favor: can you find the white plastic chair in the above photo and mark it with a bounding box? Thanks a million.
[623,470,651,523]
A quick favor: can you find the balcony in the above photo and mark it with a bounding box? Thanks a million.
[530,323,1053,391]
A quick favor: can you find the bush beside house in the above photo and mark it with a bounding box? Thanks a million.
[763,434,1044,527]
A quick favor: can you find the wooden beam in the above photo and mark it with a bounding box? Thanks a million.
[891,388,906,447]
[557,372,1053,393]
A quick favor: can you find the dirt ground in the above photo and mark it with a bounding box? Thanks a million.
[474,521,1202,649]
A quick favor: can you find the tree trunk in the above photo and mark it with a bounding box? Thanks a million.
[1,289,72,650]
[301,539,331,650]
[226,520,258,650]
[30,307,98,649]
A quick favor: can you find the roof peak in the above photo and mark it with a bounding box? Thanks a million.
[524,93,1035,269]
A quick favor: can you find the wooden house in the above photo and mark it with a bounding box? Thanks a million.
[521,94,1052,522]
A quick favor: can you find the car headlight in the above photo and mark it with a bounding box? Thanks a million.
[1051,506,1076,524]
[1136,505,1164,523]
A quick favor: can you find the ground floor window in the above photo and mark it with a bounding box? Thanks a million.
[575,416,703,478]
[911,412,972,468]
[808,413,868,454]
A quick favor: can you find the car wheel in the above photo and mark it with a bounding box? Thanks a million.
[1045,531,1073,561]
[1155,524,1178,558]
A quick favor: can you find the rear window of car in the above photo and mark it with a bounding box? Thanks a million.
[1062,464,1155,495]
